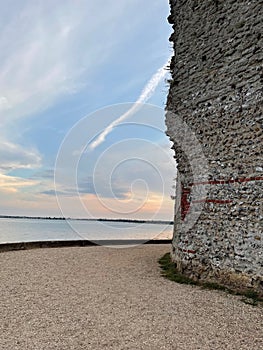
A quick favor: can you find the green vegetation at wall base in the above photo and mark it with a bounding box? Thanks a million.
[159,253,263,307]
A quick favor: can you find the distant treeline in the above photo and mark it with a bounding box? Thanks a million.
[95,218,173,225]
[0,215,67,220]
[0,215,173,225]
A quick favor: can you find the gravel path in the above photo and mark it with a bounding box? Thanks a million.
[0,244,262,350]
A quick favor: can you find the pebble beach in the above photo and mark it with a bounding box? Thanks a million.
[0,244,262,350]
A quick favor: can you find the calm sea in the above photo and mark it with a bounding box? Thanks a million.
[0,218,173,244]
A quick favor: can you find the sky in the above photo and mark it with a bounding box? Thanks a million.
[0,0,176,220]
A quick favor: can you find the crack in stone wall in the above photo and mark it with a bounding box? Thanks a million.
[166,0,263,295]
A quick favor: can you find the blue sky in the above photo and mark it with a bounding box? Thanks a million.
[0,0,176,219]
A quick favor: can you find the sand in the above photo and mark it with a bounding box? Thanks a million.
[0,244,262,349]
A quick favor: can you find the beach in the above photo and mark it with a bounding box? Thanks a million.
[0,244,262,350]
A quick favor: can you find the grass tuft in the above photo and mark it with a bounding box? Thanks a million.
[159,252,263,307]
[159,253,197,285]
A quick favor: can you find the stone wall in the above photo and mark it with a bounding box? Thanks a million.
[166,0,263,295]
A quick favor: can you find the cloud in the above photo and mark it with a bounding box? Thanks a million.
[89,58,170,150]
[0,5,83,123]
[0,96,10,111]
[136,60,170,104]
[90,139,175,196]
[31,169,54,180]
[0,0,164,127]
[41,190,63,197]
[0,0,173,218]
[0,140,41,172]
[0,0,145,206]
[0,173,39,193]
[53,133,176,219]
[0,5,82,125]
[0,139,47,200]
[59,135,176,219]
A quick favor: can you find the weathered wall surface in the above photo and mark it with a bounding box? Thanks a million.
[166,0,263,295]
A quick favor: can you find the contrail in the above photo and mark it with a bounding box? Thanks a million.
[89,58,170,150]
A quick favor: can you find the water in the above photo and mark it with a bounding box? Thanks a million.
[0,218,173,244]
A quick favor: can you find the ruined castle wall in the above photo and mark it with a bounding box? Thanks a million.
[166,0,263,295]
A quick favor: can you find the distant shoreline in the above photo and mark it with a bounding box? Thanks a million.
[0,215,174,225]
